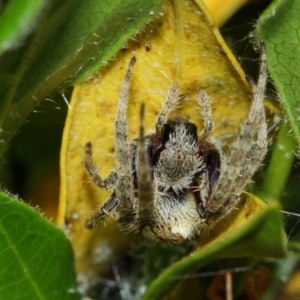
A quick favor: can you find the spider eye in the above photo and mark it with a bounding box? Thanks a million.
[161,121,175,143]
[162,120,198,142]
[184,123,198,140]
[206,149,221,188]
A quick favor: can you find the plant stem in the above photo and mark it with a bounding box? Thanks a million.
[262,121,296,201]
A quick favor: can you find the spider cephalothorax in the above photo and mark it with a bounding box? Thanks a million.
[84,48,267,243]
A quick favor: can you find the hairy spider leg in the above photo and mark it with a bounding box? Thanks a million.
[155,83,181,136]
[84,137,119,229]
[231,44,268,193]
[114,57,137,210]
[84,142,118,190]
[209,44,268,215]
[85,194,118,229]
[85,57,137,228]
[197,90,214,136]
[137,103,155,220]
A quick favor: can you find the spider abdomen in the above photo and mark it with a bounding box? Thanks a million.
[148,193,201,242]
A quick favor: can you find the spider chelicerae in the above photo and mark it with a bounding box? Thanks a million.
[84,47,267,243]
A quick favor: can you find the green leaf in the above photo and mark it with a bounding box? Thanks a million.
[0,0,45,54]
[142,202,287,300]
[0,192,80,300]
[256,0,300,145]
[0,0,162,153]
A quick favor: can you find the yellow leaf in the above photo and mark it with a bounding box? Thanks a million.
[59,0,254,279]
[196,193,267,248]
[278,271,300,299]
[203,0,248,27]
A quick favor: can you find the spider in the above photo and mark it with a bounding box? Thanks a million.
[84,46,267,243]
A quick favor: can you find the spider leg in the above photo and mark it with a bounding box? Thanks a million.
[86,194,118,229]
[114,57,136,209]
[233,54,268,191]
[231,110,267,192]
[197,90,214,137]
[195,90,220,212]
[156,82,181,135]
[84,142,118,189]
[209,44,268,213]
[137,104,155,220]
